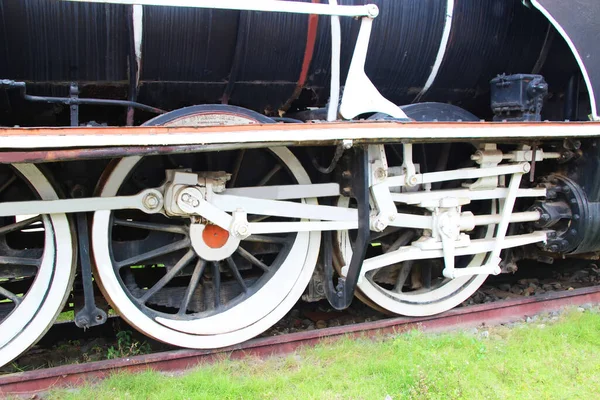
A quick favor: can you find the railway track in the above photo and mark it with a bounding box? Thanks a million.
[1,285,599,397]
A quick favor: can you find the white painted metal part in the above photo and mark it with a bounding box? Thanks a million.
[339,18,408,120]
[2,122,598,149]
[328,0,341,122]
[0,165,75,368]
[413,0,454,102]
[61,0,378,17]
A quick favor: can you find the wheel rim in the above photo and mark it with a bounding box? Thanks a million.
[92,107,320,348]
[0,164,74,367]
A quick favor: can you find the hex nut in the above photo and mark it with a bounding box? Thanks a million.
[143,194,160,209]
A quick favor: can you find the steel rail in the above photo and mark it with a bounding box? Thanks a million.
[1,285,599,396]
[0,121,598,155]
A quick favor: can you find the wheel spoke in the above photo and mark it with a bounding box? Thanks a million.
[249,214,272,223]
[131,176,149,191]
[422,264,432,289]
[0,256,41,267]
[236,246,269,272]
[0,285,21,305]
[178,259,207,315]
[226,257,247,293]
[229,149,245,188]
[242,234,287,244]
[212,262,221,310]
[139,250,195,304]
[386,230,415,253]
[256,164,282,186]
[0,174,16,195]
[115,239,190,269]
[393,261,413,293]
[0,265,38,279]
[0,215,42,236]
[113,218,188,234]
[0,302,15,320]
[370,227,401,242]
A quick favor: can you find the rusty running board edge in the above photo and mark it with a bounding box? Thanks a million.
[0,121,599,164]
[1,285,599,396]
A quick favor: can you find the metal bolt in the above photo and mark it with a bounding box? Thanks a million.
[549,244,559,252]
[342,170,352,178]
[522,163,531,173]
[573,214,580,220]
[366,4,379,18]
[76,316,89,326]
[407,175,418,186]
[143,193,160,209]
[342,139,353,149]
[374,220,386,231]
[375,168,387,179]
[192,199,200,207]
[182,193,190,202]
[388,214,396,222]
[236,225,249,236]
[540,213,550,222]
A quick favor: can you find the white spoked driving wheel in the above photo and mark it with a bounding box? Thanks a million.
[0,164,75,367]
[338,102,494,316]
[336,196,496,316]
[92,106,320,348]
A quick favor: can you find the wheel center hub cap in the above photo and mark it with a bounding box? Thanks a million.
[190,223,240,261]
[202,224,230,248]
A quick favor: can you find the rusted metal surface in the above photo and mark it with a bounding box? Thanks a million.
[0,121,599,158]
[1,285,599,396]
[0,144,274,164]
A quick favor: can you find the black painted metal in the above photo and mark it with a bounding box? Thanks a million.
[0,0,565,121]
[0,80,166,115]
[490,74,548,121]
[532,0,600,119]
[69,83,79,127]
[563,74,580,121]
[534,174,600,255]
[73,197,107,329]
[324,146,369,310]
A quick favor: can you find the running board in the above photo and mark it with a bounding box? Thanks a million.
[0,121,598,163]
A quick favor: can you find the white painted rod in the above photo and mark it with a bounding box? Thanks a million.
[61,0,378,17]
[473,211,541,226]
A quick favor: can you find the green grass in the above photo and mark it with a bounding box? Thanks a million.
[55,310,74,322]
[49,309,600,400]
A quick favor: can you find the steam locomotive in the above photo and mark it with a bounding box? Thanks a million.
[0,0,598,368]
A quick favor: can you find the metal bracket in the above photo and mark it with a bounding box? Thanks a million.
[69,83,79,127]
[339,18,409,120]
[323,146,370,310]
[73,188,107,329]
